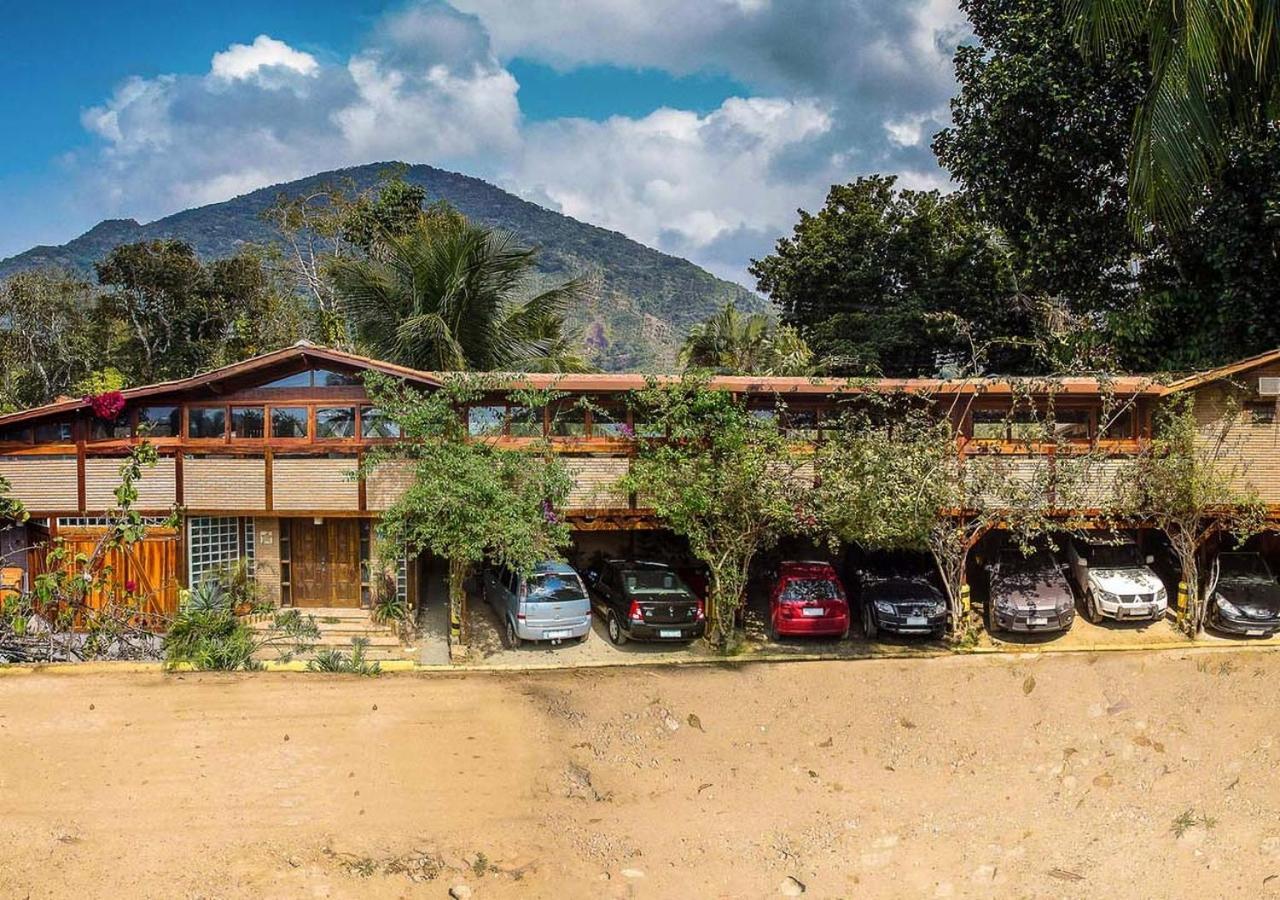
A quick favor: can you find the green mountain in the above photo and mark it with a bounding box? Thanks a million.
[0,162,763,371]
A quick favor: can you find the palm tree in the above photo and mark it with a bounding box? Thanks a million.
[329,209,595,372]
[1066,1,1280,232]
[679,302,817,376]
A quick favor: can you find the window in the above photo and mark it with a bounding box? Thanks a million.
[137,406,180,438]
[188,517,253,586]
[260,368,360,389]
[89,414,131,441]
[261,371,312,389]
[468,405,507,438]
[1099,407,1135,440]
[591,403,629,439]
[316,407,357,439]
[271,407,309,439]
[231,406,265,439]
[783,408,819,441]
[33,420,74,444]
[971,409,1006,440]
[972,408,1047,442]
[279,522,292,606]
[550,401,587,438]
[507,406,545,438]
[1049,409,1091,441]
[0,425,30,444]
[1250,402,1277,425]
[188,407,226,439]
[361,406,400,439]
[749,406,778,425]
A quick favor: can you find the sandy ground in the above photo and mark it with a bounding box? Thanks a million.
[2,650,1279,899]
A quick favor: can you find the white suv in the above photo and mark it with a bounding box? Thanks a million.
[1067,533,1169,623]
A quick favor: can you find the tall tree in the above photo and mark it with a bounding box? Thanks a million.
[1066,0,1280,232]
[678,302,815,376]
[0,270,104,410]
[749,176,1039,377]
[330,208,595,373]
[933,0,1147,319]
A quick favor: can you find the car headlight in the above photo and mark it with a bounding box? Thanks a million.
[1155,587,1167,604]
[995,596,1014,613]
[928,601,947,617]
[1097,590,1120,605]
[1056,597,1073,613]
[1215,594,1240,617]
[874,600,896,615]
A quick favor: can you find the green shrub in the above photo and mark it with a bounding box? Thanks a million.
[307,637,382,676]
[165,578,318,670]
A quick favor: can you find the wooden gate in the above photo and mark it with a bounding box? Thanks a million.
[30,526,181,622]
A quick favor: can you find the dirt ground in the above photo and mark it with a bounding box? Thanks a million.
[2,650,1279,899]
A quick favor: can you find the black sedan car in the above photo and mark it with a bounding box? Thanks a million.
[1210,552,1280,637]
[853,556,948,639]
[585,559,706,645]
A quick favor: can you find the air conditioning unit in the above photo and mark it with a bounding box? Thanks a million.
[1259,377,1280,396]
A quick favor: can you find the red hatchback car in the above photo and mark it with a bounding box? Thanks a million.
[768,561,850,639]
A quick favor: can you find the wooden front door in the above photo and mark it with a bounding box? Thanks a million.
[289,519,362,608]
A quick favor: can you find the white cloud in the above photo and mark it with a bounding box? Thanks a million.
[47,0,969,285]
[210,34,319,82]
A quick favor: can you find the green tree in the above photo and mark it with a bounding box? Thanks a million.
[1110,391,1266,635]
[331,209,595,372]
[678,302,815,376]
[360,372,573,652]
[749,176,1039,377]
[1067,0,1280,232]
[0,269,105,410]
[95,241,311,384]
[623,378,817,646]
[933,0,1147,321]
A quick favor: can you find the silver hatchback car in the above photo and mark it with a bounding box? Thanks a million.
[483,560,592,648]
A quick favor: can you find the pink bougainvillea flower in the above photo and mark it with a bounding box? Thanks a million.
[87,391,127,421]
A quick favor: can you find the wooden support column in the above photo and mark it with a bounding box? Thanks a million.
[264,449,274,511]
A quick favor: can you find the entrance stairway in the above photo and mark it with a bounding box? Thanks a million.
[247,606,408,665]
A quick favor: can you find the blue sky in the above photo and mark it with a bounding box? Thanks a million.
[0,1,967,282]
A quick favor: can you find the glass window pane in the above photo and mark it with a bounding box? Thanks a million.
[1099,407,1135,440]
[468,405,506,438]
[137,406,180,438]
[33,421,74,443]
[551,402,587,437]
[971,409,1006,440]
[231,406,264,439]
[89,415,131,441]
[0,424,30,444]
[271,407,309,439]
[260,371,312,389]
[188,408,226,439]
[591,403,629,439]
[361,407,400,439]
[313,368,360,387]
[1050,409,1091,440]
[507,406,545,438]
[784,408,819,440]
[317,407,357,439]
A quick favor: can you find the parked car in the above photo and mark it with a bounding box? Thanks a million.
[853,555,948,639]
[1066,532,1168,623]
[767,560,850,640]
[1209,551,1280,637]
[482,560,592,649]
[986,547,1075,634]
[585,559,705,645]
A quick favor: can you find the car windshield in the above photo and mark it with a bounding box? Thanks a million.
[1219,554,1273,580]
[622,569,687,594]
[1087,542,1143,568]
[999,550,1056,574]
[869,576,942,601]
[781,578,840,602]
[527,573,587,602]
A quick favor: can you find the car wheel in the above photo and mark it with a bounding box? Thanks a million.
[1085,590,1103,624]
[606,611,628,645]
[862,604,878,640]
[505,618,522,650]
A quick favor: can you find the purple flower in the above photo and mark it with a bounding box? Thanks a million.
[542,499,561,524]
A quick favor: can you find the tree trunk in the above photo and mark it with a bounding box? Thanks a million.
[447,557,469,652]
[706,548,752,649]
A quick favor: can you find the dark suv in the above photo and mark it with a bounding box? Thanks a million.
[585,560,706,645]
[851,553,948,639]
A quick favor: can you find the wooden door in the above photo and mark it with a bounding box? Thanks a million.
[31,527,180,624]
[289,519,362,608]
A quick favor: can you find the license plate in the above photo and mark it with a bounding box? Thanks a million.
[1028,616,1048,626]
[545,629,571,639]
[659,629,682,638]
[906,616,927,626]
[801,608,824,617]
[1247,629,1265,637]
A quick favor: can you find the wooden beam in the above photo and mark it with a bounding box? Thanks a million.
[264,449,274,511]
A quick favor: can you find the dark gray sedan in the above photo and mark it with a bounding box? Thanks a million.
[1210,552,1280,637]
[987,548,1075,634]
